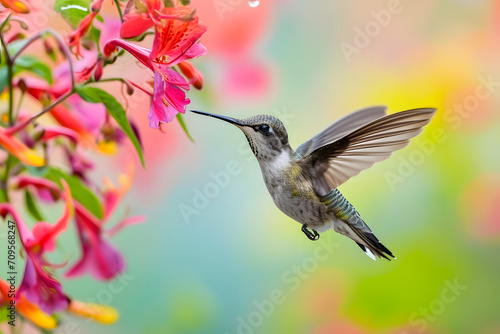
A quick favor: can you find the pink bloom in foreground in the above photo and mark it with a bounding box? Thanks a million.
[66,170,145,280]
[13,173,143,281]
[104,6,207,129]
[0,180,73,314]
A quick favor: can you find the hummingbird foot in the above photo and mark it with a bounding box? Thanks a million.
[301,224,320,241]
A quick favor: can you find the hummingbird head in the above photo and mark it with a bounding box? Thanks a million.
[191,110,291,161]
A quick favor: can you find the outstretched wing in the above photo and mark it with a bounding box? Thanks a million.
[295,106,387,158]
[298,108,437,196]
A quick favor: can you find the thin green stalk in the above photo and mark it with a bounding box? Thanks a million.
[1,155,15,202]
[97,77,128,84]
[0,33,14,126]
[6,28,76,131]
[114,0,124,22]
[1,173,9,202]
[0,13,11,31]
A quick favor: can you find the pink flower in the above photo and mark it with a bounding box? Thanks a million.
[0,180,73,314]
[64,147,95,182]
[65,169,145,280]
[20,51,132,153]
[14,175,61,202]
[66,203,144,280]
[104,5,207,129]
[20,51,106,143]
[13,173,144,281]
[41,126,79,145]
[68,11,98,57]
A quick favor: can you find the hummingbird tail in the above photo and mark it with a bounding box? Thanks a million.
[322,189,395,261]
[349,222,395,261]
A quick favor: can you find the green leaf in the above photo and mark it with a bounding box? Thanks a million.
[176,113,194,142]
[1,55,53,92]
[14,55,53,84]
[54,0,92,28]
[25,190,44,221]
[44,167,104,219]
[6,155,20,177]
[76,86,146,167]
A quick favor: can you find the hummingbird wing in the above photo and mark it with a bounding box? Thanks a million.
[298,108,437,196]
[295,106,387,158]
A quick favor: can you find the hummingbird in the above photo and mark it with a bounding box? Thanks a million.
[191,107,436,260]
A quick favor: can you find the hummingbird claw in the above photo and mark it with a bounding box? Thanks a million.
[302,224,320,241]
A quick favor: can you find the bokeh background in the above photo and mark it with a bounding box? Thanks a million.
[8,0,500,333]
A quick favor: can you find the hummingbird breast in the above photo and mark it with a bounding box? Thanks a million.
[259,151,332,229]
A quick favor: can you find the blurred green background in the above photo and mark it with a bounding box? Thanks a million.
[20,0,500,333]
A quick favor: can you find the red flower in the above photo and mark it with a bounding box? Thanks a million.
[120,0,195,39]
[178,60,203,89]
[104,5,207,128]
[67,0,104,57]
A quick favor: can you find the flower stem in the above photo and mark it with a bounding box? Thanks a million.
[0,12,11,31]
[97,77,152,95]
[1,155,16,202]
[114,0,124,23]
[1,171,9,202]
[5,29,76,134]
[0,32,14,126]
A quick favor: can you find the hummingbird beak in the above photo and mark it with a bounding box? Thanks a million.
[190,110,246,127]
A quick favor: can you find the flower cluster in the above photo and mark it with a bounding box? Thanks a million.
[0,0,207,331]
[104,0,207,129]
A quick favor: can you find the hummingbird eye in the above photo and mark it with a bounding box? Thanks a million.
[257,124,271,134]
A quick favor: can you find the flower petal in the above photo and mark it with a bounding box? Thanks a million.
[0,203,34,245]
[106,215,146,238]
[68,300,119,324]
[19,255,69,314]
[41,126,79,144]
[102,165,133,222]
[65,204,125,281]
[178,61,203,89]
[103,39,153,71]
[183,42,207,60]
[148,71,168,128]
[17,294,58,329]
[0,0,30,13]
[0,280,57,329]
[151,16,207,67]
[0,127,45,167]
[49,104,95,146]
[13,175,61,202]
[120,12,154,39]
[31,179,74,252]
[164,80,190,114]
